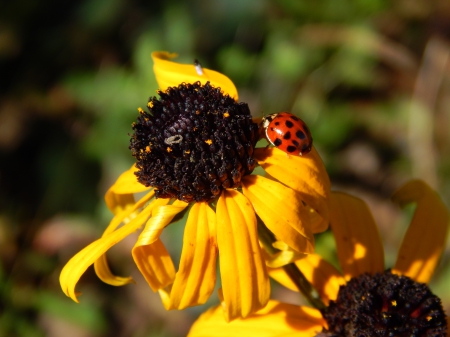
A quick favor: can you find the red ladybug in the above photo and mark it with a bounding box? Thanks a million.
[261,112,313,156]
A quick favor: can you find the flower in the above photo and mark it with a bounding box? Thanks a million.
[187,180,449,335]
[60,52,330,320]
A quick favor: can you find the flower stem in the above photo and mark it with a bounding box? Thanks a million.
[257,219,326,311]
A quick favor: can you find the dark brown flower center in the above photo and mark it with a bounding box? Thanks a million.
[129,81,259,202]
[320,270,447,337]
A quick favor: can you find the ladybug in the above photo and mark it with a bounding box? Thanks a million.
[261,112,313,156]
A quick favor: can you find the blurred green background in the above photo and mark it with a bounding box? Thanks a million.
[1,0,450,336]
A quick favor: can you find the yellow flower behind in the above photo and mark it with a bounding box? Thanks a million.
[187,180,449,335]
[60,52,331,320]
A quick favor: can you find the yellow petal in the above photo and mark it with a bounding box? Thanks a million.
[242,175,314,254]
[254,147,330,230]
[158,287,171,310]
[94,190,156,286]
[265,246,305,268]
[391,180,449,283]
[169,202,218,309]
[60,198,159,302]
[270,254,345,306]
[306,205,329,234]
[216,190,270,321]
[152,52,238,100]
[330,192,384,280]
[104,165,151,214]
[187,300,325,337]
[133,239,176,291]
[296,254,346,304]
[132,200,189,291]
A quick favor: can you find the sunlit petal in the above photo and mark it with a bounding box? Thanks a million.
[187,300,325,337]
[133,239,175,291]
[152,52,238,100]
[391,180,449,283]
[254,147,330,229]
[330,192,384,280]
[104,164,151,214]
[60,198,158,302]
[132,200,188,291]
[269,254,345,305]
[242,175,314,254]
[265,244,305,268]
[169,202,218,309]
[216,190,270,321]
[94,190,156,286]
[295,254,345,304]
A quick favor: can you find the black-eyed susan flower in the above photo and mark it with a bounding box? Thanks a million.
[187,180,449,335]
[60,52,330,320]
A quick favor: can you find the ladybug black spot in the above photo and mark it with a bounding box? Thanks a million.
[283,131,291,140]
[292,140,300,147]
[285,120,294,128]
[274,121,280,126]
[286,145,297,153]
[274,138,283,146]
[296,130,306,140]
[290,115,300,121]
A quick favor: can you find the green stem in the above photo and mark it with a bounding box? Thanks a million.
[257,219,326,311]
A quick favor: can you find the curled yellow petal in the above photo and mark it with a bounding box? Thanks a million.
[133,239,176,291]
[104,165,151,214]
[216,190,270,321]
[254,147,330,230]
[392,180,449,283]
[169,202,218,309]
[60,199,157,302]
[330,192,384,280]
[242,175,314,254]
[152,52,238,100]
[94,190,155,286]
[187,300,325,337]
[132,200,188,291]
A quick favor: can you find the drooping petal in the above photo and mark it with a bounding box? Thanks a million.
[132,200,189,291]
[60,198,161,302]
[104,165,151,214]
[330,192,384,280]
[94,190,156,286]
[216,190,270,321]
[169,202,218,309]
[269,254,345,305]
[391,180,449,284]
[187,300,325,337]
[242,175,314,254]
[152,52,238,100]
[132,239,175,291]
[254,147,330,231]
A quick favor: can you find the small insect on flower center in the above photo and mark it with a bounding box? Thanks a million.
[129,81,259,202]
[320,270,447,336]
